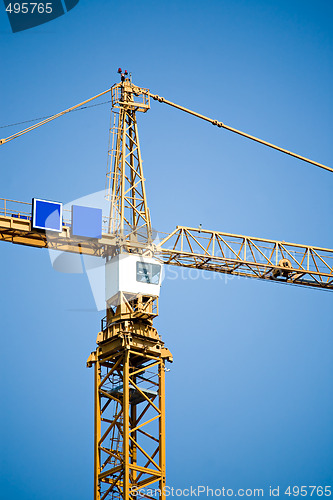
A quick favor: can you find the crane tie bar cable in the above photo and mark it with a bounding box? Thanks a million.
[0,88,112,145]
[0,100,112,130]
[150,93,332,174]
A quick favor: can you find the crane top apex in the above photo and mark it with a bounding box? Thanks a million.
[111,77,150,113]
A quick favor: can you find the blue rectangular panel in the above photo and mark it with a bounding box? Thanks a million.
[71,205,102,239]
[32,199,62,232]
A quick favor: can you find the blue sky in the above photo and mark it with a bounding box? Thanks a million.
[0,1,332,498]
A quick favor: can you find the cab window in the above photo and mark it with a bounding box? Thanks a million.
[136,262,161,285]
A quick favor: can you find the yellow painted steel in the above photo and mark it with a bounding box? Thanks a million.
[1,80,330,174]
[149,93,333,173]
[0,75,332,500]
[105,97,152,242]
[88,77,172,500]
[157,226,333,289]
[159,361,166,498]
[1,207,332,290]
[123,350,130,499]
[89,332,171,499]
[94,361,102,500]
[0,88,112,145]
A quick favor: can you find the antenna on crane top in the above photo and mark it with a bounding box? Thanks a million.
[117,67,128,82]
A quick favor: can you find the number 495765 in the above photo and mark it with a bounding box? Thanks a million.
[6,3,53,14]
[285,486,331,496]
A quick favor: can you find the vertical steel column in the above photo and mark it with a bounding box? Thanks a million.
[130,379,137,486]
[123,349,130,499]
[128,111,137,231]
[120,109,127,235]
[159,359,166,499]
[107,80,152,243]
[94,360,101,500]
[133,113,151,236]
[90,341,172,499]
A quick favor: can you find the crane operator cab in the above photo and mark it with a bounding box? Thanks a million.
[105,253,163,308]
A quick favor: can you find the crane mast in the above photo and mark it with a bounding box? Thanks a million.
[106,79,152,242]
[87,75,173,500]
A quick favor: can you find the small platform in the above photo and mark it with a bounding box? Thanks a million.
[108,384,157,406]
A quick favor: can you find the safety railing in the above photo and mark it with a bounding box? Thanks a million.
[0,198,32,220]
[0,197,111,234]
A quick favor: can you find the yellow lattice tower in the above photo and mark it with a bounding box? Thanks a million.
[87,72,173,500]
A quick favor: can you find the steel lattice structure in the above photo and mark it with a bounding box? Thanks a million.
[88,331,171,499]
[158,226,333,289]
[106,81,151,243]
[0,74,332,500]
[1,205,332,290]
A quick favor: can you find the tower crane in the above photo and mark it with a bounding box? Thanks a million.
[0,71,332,500]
